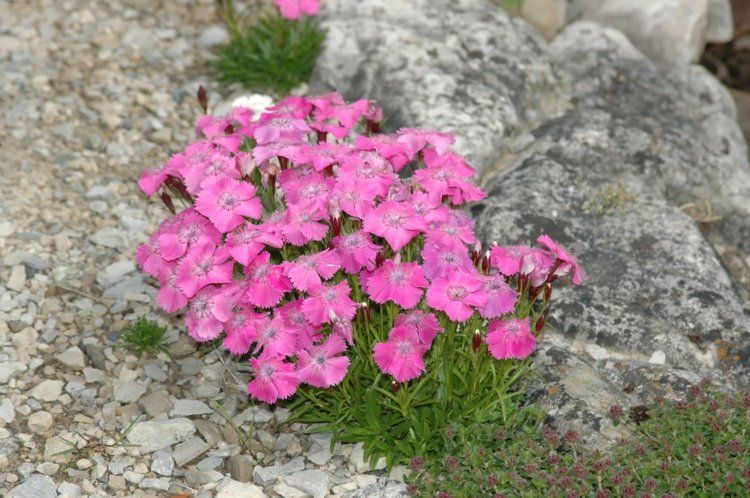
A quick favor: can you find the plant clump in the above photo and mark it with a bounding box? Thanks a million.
[135,91,583,465]
[407,383,750,497]
[120,318,169,357]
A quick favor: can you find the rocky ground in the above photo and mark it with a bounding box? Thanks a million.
[0,0,405,497]
[2,0,750,497]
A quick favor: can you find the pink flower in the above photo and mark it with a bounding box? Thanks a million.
[421,243,475,280]
[424,210,477,249]
[176,244,234,298]
[277,300,322,350]
[363,258,428,309]
[333,177,379,219]
[273,0,319,20]
[338,152,396,198]
[311,97,369,139]
[252,140,303,165]
[331,317,354,345]
[283,249,341,291]
[281,203,329,246]
[253,117,311,144]
[158,209,222,261]
[426,273,487,322]
[414,149,485,205]
[195,177,262,233]
[185,286,233,342]
[157,266,188,313]
[138,165,169,196]
[363,201,425,251]
[332,231,381,274]
[485,318,536,360]
[292,142,351,171]
[301,281,357,325]
[227,222,283,266]
[355,134,411,171]
[282,174,334,210]
[537,235,586,285]
[182,150,240,195]
[264,96,313,119]
[478,275,518,319]
[396,128,455,157]
[394,311,442,346]
[297,335,350,388]
[223,306,264,355]
[490,245,533,277]
[136,234,166,278]
[373,326,429,382]
[241,252,292,308]
[247,355,299,404]
[254,314,298,357]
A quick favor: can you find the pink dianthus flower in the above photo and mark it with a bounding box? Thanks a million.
[301,281,357,325]
[195,177,262,233]
[362,258,427,309]
[297,335,351,388]
[247,354,299,404]
[426,272,487,322]
[485,318,536,359]
[373,326,428,382]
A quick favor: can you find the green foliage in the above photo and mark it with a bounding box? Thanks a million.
[286,276,536,468]
[214,11,325,95]
[408,384,750,497]
[583,183,636,215]
[120,318,169,357]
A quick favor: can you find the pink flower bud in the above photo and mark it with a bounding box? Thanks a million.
[197,85,208,114]
[472,332,482,352]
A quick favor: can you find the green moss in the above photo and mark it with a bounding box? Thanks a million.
[407,384,750,497]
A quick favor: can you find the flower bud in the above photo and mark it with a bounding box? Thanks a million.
[159,192,175,214]
[544,283,552,302]
[197,85,208,114]
[316,131,328,144]
[535,316,545,333]
[391,380,399,392]
[472,332,482,352]
[279,157,289,171]
[375,251,385,268]
[481,250,491,274]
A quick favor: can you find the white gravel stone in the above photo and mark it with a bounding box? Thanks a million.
[350,442,386,473]
[253,456,306,486]
[126,418,196,453]
[113,380,147,403]
[7,265,26,291]
[283,470,329,498]
[27,411,53,434]
[173,436,210,466]
[274,482,310,498]
[56,346,86,370]
[7,474,57,498]
[649,350,667,365]
[150,449,174,476]
[0,399,15,423]
[170,399,213,417]
[28,380,64,402]
[216,479,268,498]
[198,25,229,47]
[0,361,27,384]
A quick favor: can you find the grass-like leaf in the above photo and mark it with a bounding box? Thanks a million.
[214,14,325,95]
[120,318,169,357]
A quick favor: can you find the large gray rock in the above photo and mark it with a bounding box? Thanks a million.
[311,0,569,174]
[473,22,750,446]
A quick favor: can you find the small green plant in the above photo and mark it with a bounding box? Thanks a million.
[407,383,750,497]
[120,318,169,357]
[583,183,636,215]
[214,0,325,95]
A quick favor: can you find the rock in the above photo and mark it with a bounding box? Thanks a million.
[198,25,229,47]
[170,399,213,417]
[7,264,26,291]
[194,419,223,446]
[706,0,734,43]
[7,474,57,498]
[253,456,306,486]
[472,22,750,446]
[83,344,107,370]
[0,221,16,237]
[28,380,64,402]
[172,436,210,466]
[56,346,85,370]
[274,483,310,498]
[307,433,333,465]
[521,0,568,39]
[574,0,710,64]
[140,391,173,417]
[0,398,15,423]
[185,469,224,486]
[43,436,74,464]
[139,477,171,491]
[312,0,568,174]
[102,275,150,300]
[283,470,329,498]
[227,454,254,483]
[151,449,174,476]
[0,361,26,384]
[143,363,168,382]
[350,442,385,473]
[90,227,129,249]
[346,479,407,498]
[126,418,196,453]
[11,327,38,351]
[216,479,268,498]
[113,380,147,403]
[27,411,54,434]
[56,482,82,498]
[96,260,136,287]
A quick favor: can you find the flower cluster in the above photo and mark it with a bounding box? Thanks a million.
[137,92,584,405]
[273,0,319,20]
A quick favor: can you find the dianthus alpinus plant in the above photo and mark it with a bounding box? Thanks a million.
[136,92,584,466]
[214,0,324,95]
